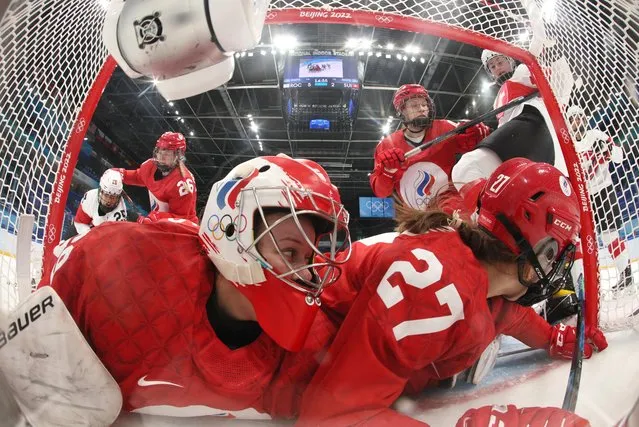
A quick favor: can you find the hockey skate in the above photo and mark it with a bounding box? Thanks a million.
[611,265,633,294]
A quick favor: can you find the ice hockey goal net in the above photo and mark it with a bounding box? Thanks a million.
[0,0,637,332]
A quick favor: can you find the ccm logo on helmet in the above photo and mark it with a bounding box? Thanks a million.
[553,218,572,232]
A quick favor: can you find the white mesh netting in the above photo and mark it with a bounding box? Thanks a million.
[0,0,109,312]
[0,0,637,330]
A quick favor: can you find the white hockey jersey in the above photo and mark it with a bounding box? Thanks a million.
[74,188,127,235]
[575,129,624,194]
[494,64,567,175]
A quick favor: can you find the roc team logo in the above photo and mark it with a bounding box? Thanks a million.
[415,170,436,198]
[216,168,260,209]
[399,162,448,209]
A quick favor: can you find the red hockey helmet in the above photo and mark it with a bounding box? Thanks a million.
[155,132,186,151]
[476,158,581,305]
[199,154,351,351]
[392,84,434,114]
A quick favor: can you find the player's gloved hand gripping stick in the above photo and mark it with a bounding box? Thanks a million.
[404,90,540,160]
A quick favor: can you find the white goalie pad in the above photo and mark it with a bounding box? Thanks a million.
[0,287,122,426]
[102,0,269,100]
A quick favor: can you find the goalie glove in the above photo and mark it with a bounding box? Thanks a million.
[456,404,591,426]
[548,323,608,360]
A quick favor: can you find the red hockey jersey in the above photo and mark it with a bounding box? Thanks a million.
[122,160,198,223]
[301,230,554,426]
[370,120,489,208]
[39,220,336,419]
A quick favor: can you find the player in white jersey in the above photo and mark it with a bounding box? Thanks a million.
[568,105,631,290]
[452,50,566,186]
[449,50,573,385]
[73,169,127,235]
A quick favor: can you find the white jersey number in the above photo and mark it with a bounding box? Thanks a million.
[177,179,194,196]
[376,248,464,341]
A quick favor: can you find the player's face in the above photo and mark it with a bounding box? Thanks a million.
[154,148,178,167]
[99,192,120,209]
[256,212,317,283]
[487,56,513,80]
[402,97,430,121]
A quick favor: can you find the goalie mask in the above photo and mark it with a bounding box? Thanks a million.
[476,158,581,306]
[153,132,186,174]
[481,50,516,87]
[199,154,351,351]
[98,169,123,211]
[392,84,436,130]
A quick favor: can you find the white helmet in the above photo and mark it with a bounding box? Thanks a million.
[99,170,123,196]
[566,105,585,120]
[481,49,516,84]
[198,154,351,351]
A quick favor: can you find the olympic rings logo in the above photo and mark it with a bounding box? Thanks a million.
[375,15,393,24]
[46,224,57,244]
[585,234,596,255]
[266,11,278,20]
[75,117,86,134]
[207,214,247,241]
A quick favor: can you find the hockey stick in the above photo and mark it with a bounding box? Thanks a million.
[121,190,143,220]
[404,90,540,159]
[562,273,585,412]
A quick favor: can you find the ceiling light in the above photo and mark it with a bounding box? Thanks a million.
[402,55,408,61]
[190,131,194,136]
[375,52,382,57]
[382,123,391,134]
[273,34,298,49]
[177,116,181,120]
[259,142,264,151]
[396,53,402,60]
[251,123,258,132]
[168,101,174,106]
[271,49,276,54]
[472,99,476,106]
[367,51,373,56]
[255,134,260,139]
[346,38,359,49]
[386,42,394,50]
[410,56,416,62]
[385,54,391,59]
[260,49,266,55]
[247,52,254,57]
[247,114,252,118]
[180,118,184,123]
[235,52,241,58]
[359,39,373,49]
[175,110,179,114]
[481,80,492,92]
[404,44,420,54]
[420,57,426,64]
[465,110,469,115]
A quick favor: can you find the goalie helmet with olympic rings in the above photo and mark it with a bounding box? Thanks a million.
[198,154,351,351]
